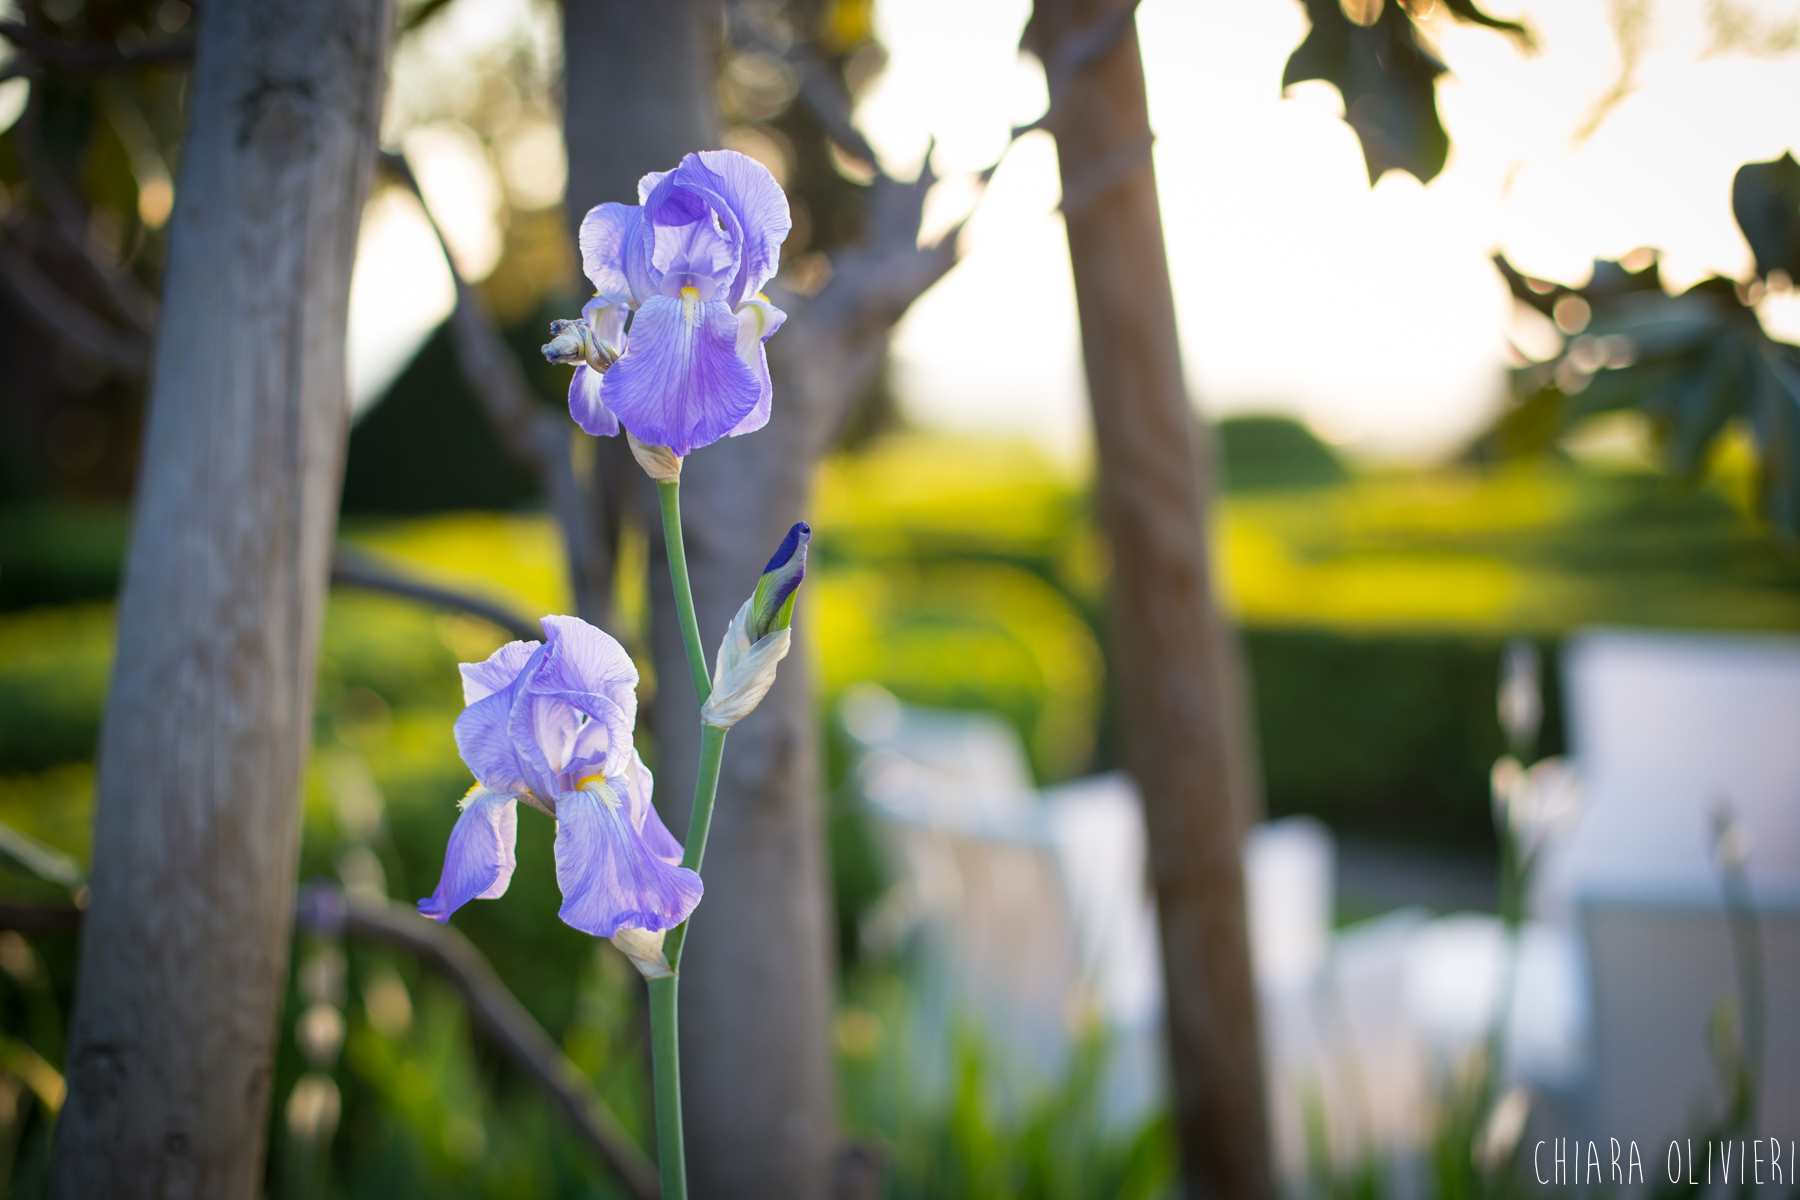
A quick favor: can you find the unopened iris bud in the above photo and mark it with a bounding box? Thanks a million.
[700,522,810,729]
[749,522,809,639]
[627,431,683,483]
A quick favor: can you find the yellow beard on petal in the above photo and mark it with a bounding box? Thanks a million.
[680,286,701,326]
[578,773,622,812]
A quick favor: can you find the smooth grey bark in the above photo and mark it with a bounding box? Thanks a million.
[564,4,839,1198]
[52,2,392,1196]
[1026,2,1276,1198]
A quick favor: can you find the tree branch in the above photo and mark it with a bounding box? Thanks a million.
[296,887,662,1200]
[14,102,162,335]
[0,238,148,370]
[375,151,611,626]
[0,20,194,69]
[329,544,542,643]
[6,892,660,1200]
[730,14,879,166]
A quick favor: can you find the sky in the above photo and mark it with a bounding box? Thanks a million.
[332,0,1800,462]
[856,0,1800,461]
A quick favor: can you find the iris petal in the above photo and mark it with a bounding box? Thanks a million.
[690,150,792,308]
[568,364,617,437]
[601,293,761,455]
[419,788,519,922]
[626,751,684,866]
[725,296,787,438]
[460,639,539,705]
[554,786,703,937]
[455,687,532,796]
[579,202,650,305]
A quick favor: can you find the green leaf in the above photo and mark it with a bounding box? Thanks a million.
[1283,0,1449,183]
[1439,0,1536,46]
[1748,343,1800,538]
[1732,153,1800,281]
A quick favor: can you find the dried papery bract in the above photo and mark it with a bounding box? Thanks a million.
[628,432,683,483]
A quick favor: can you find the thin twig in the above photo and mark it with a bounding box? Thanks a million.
[375,151,610,627]
[731,14,878,166]
[304,886,662,1200]
[15,102,162,334]
[0,905,82,936]
[0,20,194,69]
[0,239,148,370]
[330,544,541,643]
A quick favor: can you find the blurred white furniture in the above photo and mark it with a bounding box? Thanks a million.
[1533,629,1800,1159]
[843,686,1585,1162]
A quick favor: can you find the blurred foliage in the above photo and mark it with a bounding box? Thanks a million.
[1283,0,1530,185]
[341,318,547,516]
[4,423,1800,1192]
[1218,415,1349,493]
[836,971,1177,1200]
[0,0,190,504]
[1480,153,1800,541]
[0,504,127,609]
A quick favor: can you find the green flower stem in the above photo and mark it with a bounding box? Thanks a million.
[647,974,687,1200]
[662,723,727,971]
[646,479,732,1200]
[657,480,712,706]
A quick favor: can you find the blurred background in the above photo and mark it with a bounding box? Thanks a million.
[2,0,1799,1196]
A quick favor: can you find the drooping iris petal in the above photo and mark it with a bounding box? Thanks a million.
[691,150,792,308]
[579,202,651,304]
[419,788,520,922]
[554,785,703,936]
[725,295,788,438]
[601,293,761,456]
[568,365,617,437]
[625,751,684,866]
[460,640,539,705]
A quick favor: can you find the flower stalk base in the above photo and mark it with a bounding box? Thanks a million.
[647,974,687,1200]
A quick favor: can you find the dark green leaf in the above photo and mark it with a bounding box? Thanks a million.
[1283,0,1448,183]
[1438,0,1536,47]
[1732,153,1800,281]
[1748,344,1800,538]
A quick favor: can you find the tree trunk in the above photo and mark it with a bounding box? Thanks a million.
[564,5,840,1197]
[52,2,392,1195]
[1026,3,1276,1198]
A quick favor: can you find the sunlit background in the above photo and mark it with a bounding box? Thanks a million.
[341,0,1800,459]
[3,0,1800,1194]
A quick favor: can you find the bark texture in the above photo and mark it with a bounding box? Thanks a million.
[1027,2,1276,1198]
[51,2,392,1195]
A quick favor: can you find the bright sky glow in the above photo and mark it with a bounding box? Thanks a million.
[860,0,1800,462]
[344,0,558,416]
[347,0,1800,461]
[347,186,456,415]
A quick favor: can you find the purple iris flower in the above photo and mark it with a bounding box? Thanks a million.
[419,615,700,938]
[567,150,792,456]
